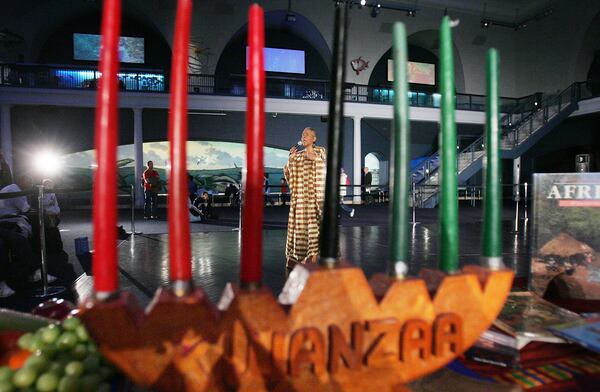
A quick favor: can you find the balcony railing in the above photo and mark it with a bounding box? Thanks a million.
[0,62,529,112]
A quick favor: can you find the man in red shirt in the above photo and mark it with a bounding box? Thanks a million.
[143,160,160,219]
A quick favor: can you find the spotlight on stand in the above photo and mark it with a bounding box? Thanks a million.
[481,19,491,28]
[407,9,416,17]
[33,149,63,176]
[360,0,367,5]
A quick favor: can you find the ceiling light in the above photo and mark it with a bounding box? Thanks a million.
[407,10,416,17]
[360,0,366,5]
[481,19,490,28]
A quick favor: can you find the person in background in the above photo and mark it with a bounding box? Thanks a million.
[264,173,273,206]
[41,179,63,253]
[41,179,60,217]
[0,177,56,297]
[16,174,36,207]
[0,152,12,187]
[284,127,326,272]
[198,191,217,220]
[225,182,240,207]
[280,178,289,205]
[188,173,198,202]
[362,166,372,202]
[339,168,354,218]
[143,160,160,219]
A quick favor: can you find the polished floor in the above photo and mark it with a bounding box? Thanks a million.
[1,202,531,310]
[107,203,530,306]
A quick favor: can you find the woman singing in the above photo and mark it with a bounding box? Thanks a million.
[284,127,326,272]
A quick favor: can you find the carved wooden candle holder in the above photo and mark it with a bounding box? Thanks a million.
[78,263,513,391]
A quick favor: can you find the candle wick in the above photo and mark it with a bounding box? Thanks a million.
[449,19,460,28]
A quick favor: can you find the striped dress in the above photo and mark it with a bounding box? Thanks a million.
[284,146,326,267]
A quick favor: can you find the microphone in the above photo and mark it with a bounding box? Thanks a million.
[295,140,305,151]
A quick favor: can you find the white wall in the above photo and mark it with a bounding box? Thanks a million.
[514,0,600,96]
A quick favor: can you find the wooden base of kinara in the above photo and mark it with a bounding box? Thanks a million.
[79,263,513,391]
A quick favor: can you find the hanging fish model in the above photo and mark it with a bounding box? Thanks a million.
[350,56,369,75]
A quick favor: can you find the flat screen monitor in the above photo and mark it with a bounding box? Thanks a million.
[73,33,145,64]
[246,47,305,74]
[388,59,435,85]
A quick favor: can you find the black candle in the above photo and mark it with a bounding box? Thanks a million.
[319,3,347,266]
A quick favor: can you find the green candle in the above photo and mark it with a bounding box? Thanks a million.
[391,22,410,276]
[439,16,459,273]
[482,48,503,268]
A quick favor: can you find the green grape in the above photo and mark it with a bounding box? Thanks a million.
[69,344,87,360]
[38,346,58,360]
[0,367,13,382]
[29,335,44,352]
[60,318,80,332]
[54,354,71,364]
[74,326,89,343]
[97,382,111,392]
[24,355,49,373]
[46,363,64,377]
[40,326,61,346]
[85,344,97,355]
[17,333,34,351]
[12,368,37,388]
[0,380,13,392]
[78,375,100,392]
[56,333,77,351]
[63,362,83,378]
[81,356,100,373]
[56,376,78,392]
[35,372,59,392]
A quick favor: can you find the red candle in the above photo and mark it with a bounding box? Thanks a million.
[240,4,265,287]
[168,0,193,282]
[92,0,121,294]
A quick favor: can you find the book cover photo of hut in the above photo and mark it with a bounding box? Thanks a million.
[531,173,600,300]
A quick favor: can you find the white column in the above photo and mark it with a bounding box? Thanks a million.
[1,105,12,171]
[133,108,144,208]
[353,115,362,204]
[513,157,521,201]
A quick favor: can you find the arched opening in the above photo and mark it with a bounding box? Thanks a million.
[36,11,171,71]
[368,45,438,93]
[215,10,330,84]
[365,152,388,186]
[368,29,465,93]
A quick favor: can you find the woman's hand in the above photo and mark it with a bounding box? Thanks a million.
[289,146,298,156]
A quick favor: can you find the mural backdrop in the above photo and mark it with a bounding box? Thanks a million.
[57,141,288,194]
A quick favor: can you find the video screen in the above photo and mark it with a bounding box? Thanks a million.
[73,33,145,64]
[246,47,305,74]
[388,60,435,85]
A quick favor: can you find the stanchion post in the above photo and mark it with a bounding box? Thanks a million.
[514,190,520,233]
[411,182,419,225]
[523,182,528,222]
[33,185,65,297]
[233,187,242,232]
[38,185,48,292]
[130,184,135,235]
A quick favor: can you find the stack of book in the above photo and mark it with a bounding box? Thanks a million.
[465,292,583,367]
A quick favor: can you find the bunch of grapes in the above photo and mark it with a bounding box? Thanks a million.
[0,316,117,392]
